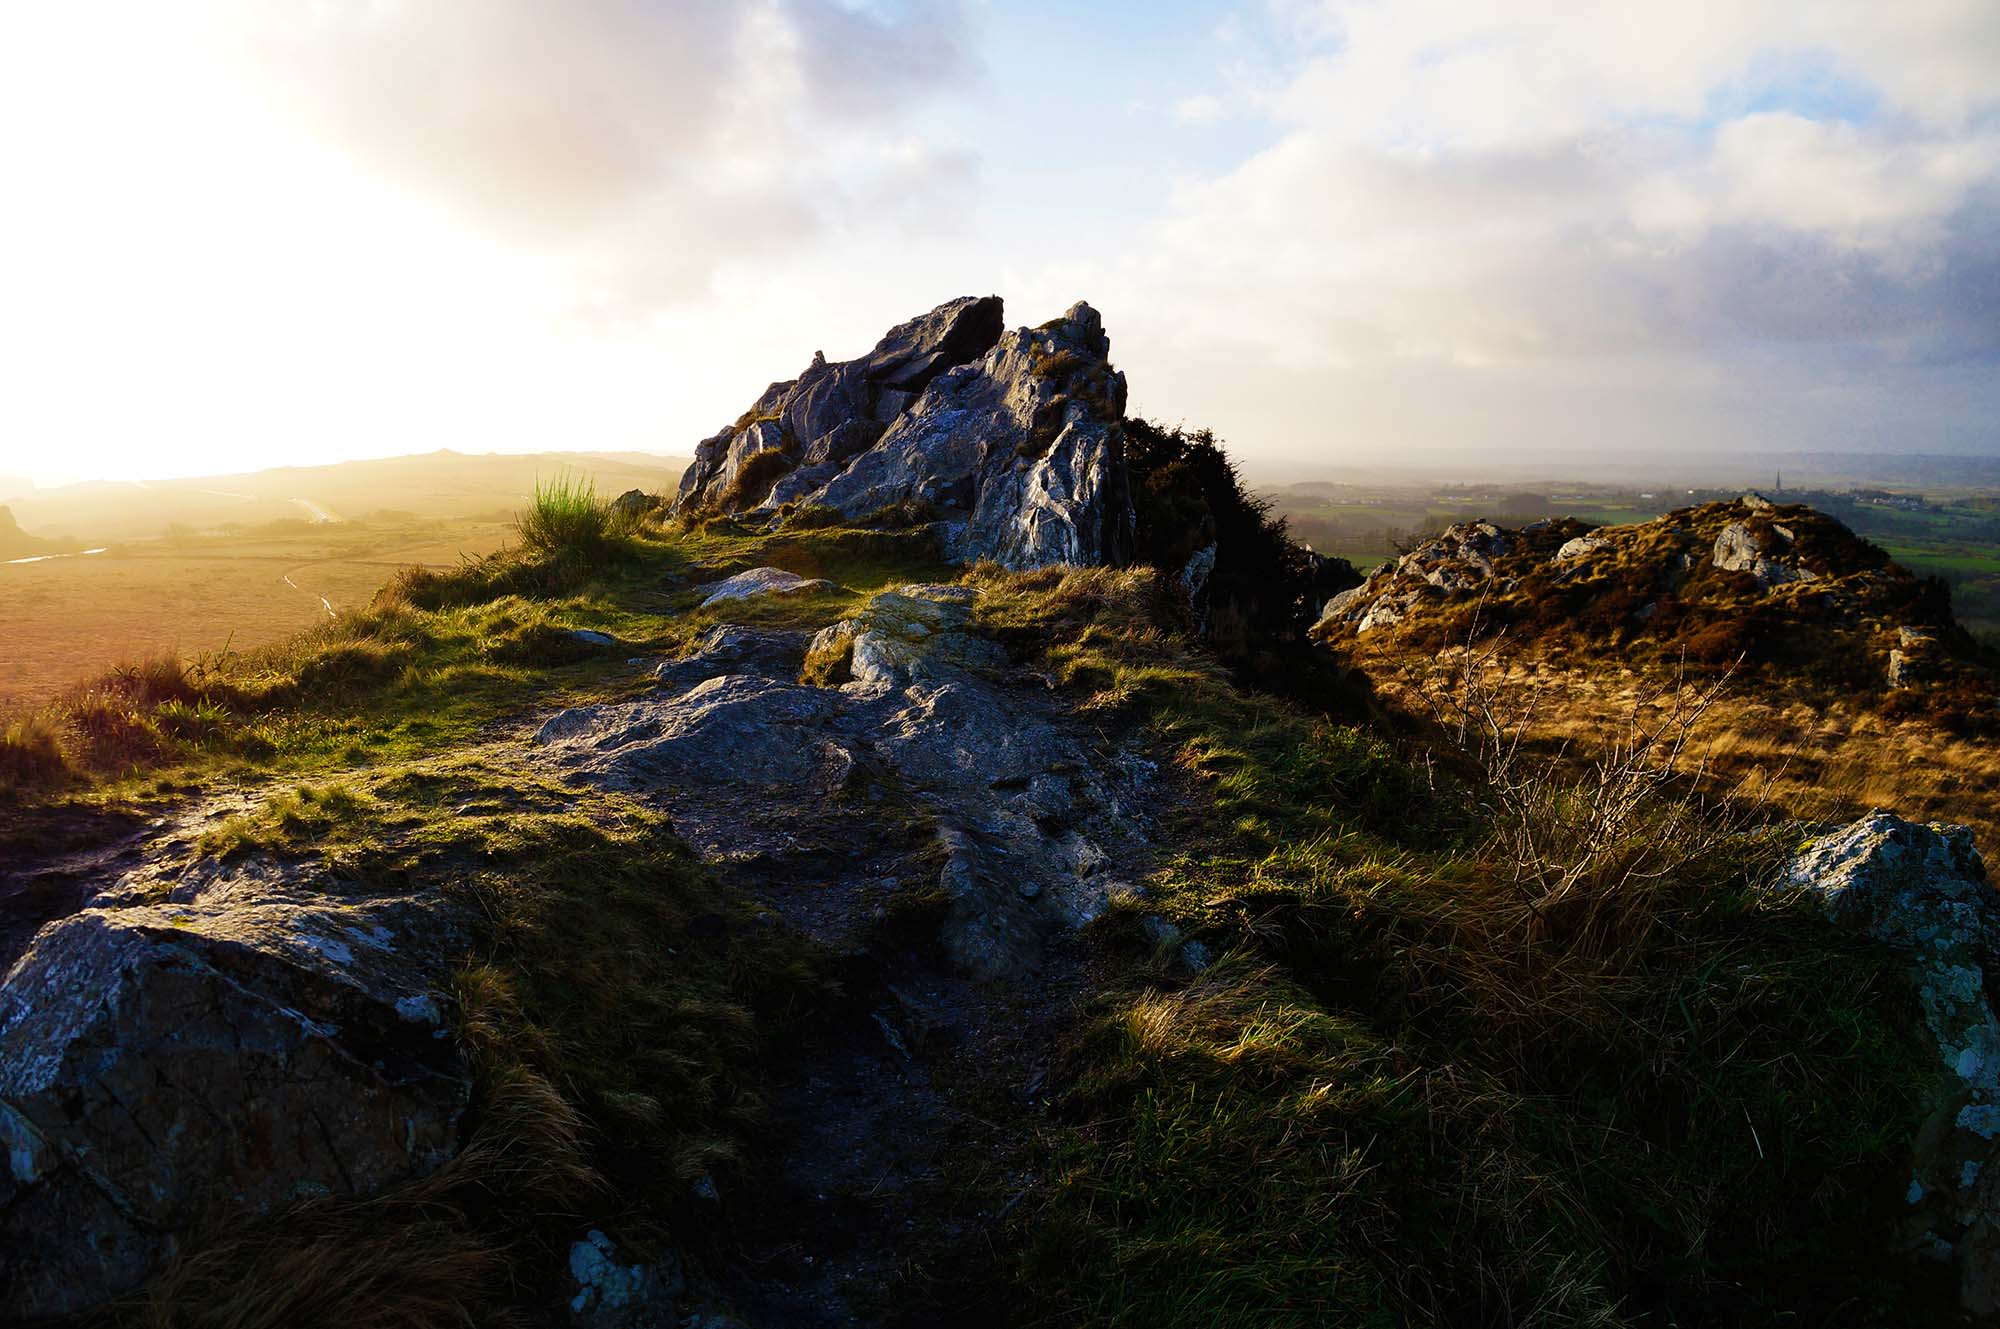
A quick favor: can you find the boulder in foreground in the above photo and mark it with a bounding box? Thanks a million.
[0,861,470,1318]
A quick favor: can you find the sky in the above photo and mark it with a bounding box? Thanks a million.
[0,0,1995,487]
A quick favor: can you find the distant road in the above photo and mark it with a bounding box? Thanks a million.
[281,569,337,619]
[288,498,341,523]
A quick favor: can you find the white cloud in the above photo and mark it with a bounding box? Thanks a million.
[1174,94,1226,124]
[222,0,979,313]
[1081,0,2000,461]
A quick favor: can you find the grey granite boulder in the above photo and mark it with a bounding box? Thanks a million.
[674,295,1006,514]
[652,625,811,693]
[671,297,1136,571]
[0,862,470,1319]
[1313,521,1506,636]
[811,584,1006,691]
[1782,812,2000,1312]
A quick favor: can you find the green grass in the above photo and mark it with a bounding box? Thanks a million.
[966,563,1952,1327]
[514,472,627,564]
[0,508,947,812]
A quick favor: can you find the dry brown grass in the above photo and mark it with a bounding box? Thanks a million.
[0,520,512,709]
[1379,648,2000,849]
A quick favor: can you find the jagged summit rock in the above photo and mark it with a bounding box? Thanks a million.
[672,296,1136,570]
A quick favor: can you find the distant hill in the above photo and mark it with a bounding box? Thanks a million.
[0,506,77,562]
[7,450,691,543]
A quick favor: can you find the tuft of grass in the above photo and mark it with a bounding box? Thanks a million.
[0,710,68,789]
[515,473,629,566]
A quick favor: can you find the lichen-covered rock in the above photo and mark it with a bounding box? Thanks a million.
[1556,534,1611,561]
[0,864,470,1319]
[697,567,836,609]
[1313,521,1507,635]
[823,584,1006,691]
[1783,812,2000,1312]
[670,297,1136,571]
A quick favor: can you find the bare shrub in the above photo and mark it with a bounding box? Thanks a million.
[1415,617,1738,954]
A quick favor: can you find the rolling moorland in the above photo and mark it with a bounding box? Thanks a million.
[0,452,689,708]
[3,298,2000,1327]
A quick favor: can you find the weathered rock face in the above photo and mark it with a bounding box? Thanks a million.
[1783,812,2000,1312]
[0,858,470,1319]
[675,296,1006,516]
[532,584,1155,979]
[671,297,1136,571]
[1310,499,1984,707]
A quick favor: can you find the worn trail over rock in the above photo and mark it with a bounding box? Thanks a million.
[532,581,1165,1323]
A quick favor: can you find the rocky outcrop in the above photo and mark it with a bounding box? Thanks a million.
[0,857,470,1319]
[672,297,1135,571]
[1310,499,1983,708]
[532,584,1155,979]
[1712,520,1814,588]
[1313,521,1511,635]
[1783,812,2000,1312]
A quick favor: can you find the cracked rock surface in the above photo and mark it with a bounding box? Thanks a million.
[672,296,1136,571]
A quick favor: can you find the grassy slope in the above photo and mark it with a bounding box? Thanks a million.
[2,496,1961,1326]
[972,570,1949,1327]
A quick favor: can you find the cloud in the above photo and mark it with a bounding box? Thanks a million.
[1174,94,1226,125]
[1094,0,2000,458]
[226,0,978,313]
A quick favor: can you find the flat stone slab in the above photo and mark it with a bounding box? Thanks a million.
[698,568,836,609]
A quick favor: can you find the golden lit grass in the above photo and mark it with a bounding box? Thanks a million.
[0,517,513,708]
[1372,650,2000,848]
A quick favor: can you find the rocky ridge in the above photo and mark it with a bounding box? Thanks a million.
[0,831,470,1318]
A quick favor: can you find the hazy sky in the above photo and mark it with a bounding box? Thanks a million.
[1,1,1996,486]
